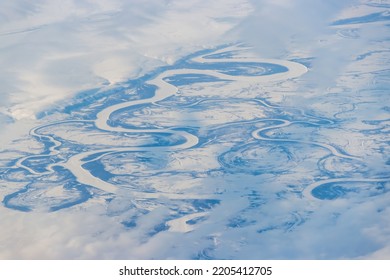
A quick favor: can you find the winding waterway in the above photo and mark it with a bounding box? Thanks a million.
[1,45,389,235]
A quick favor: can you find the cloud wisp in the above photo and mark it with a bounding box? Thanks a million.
[1,0,390,260]
[0,0,250,121]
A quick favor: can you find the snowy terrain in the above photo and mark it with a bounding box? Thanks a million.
[0,0,389,259]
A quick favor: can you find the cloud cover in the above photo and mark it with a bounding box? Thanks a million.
[1,0,390,260]
[0,0,250,121]
[233,0,357,56]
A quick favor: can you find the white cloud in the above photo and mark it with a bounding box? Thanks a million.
[232,0,358,56]
[1,0,389,260]
[0,0,251,121]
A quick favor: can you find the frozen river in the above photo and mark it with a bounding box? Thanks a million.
[1,26,389,259]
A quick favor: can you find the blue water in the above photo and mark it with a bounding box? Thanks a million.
[311,183,352,200]
[332,11,390,25]
[1,41,389,260]
[164,74,226,86]
[3,166,92,212]
[184,61,288,76]
[2,44,388,211]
